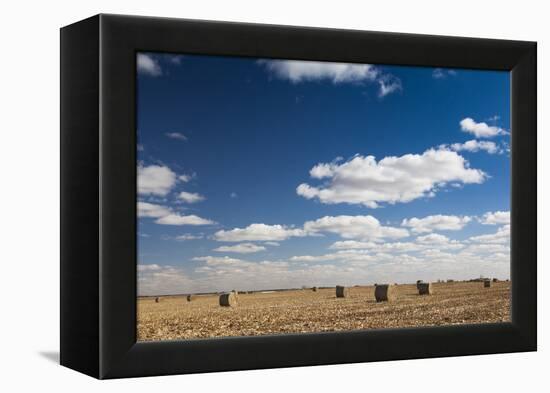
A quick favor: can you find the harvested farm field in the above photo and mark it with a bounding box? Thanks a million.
[137,281,510,342]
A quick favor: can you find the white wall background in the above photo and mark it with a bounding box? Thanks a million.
[0,0,546,390]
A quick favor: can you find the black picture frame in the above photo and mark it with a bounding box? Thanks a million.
[60,14,536,379]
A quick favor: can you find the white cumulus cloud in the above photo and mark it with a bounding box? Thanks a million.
[214,223,307,242]
[297,149,486,208]
[137,201,172,218]
[155,214,215,226]
[303,215,408,241]
[401,214,472,234]
[448,139,501,154]
[138,164,177,196]
[479,211,510,225]
[257,59,401,97]
[213,243,267,254]
[469,225,510,244]
[179,191,205,203]
[460,117,507,138]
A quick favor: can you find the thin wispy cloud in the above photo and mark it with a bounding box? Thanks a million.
[432,68,457,79]
[165,132,188,141]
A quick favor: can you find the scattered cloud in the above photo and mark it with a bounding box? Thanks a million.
[138,164,177,196]
[460,117,507,138]
[179,191,205,203]
[432,68,457,79]
[213,243,267,254]
[417,233,452,244]
[230,192,238,198]
[447,139,502,154]
[377,74,402,97]
[166,54,184,64]
[264,241,280,246]
[329,240,377,250]
[138,264,195,296]
[468,225,510,244]
[179,173,195,183]
[137,201,172,218]
[165,132,188,141]
[258,59,378,83]
[297,149,486,208]
[214,223,307,242]
[137,53,162,77]
[303,215,409,241]
[138,264,163,272]
[401,214,472,234]
[155,214,215,226]
[175,233,204,241]
[479,211,510,225]
[257,59,401,97]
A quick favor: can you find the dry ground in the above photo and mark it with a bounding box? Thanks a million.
[137,281,510,341]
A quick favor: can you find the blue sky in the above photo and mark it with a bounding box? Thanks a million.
[136,52,510,296]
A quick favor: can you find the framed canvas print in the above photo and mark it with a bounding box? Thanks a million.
[60,14,536,379]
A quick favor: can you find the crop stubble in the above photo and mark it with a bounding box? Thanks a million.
[137,281,510,341]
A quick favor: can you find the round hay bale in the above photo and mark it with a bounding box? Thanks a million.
[155,297,160,303]
[186,294,193,302]
[312,286,318,292]
[336,285,348,298]
[374,284,394,302]
[484,280,492,288]
[219,292,237,307]
[417,282,433,295]
[492,278,498,283]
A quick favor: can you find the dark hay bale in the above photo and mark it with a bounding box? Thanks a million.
[492,278,498,283]
[374,284,394,302]
[484,280,492,288]
[336,285,349,298]
[312,286,318,292]
[155,297,160,303]
[417,282,433,295]
[219,292,237,307]
[186,294,193,302]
